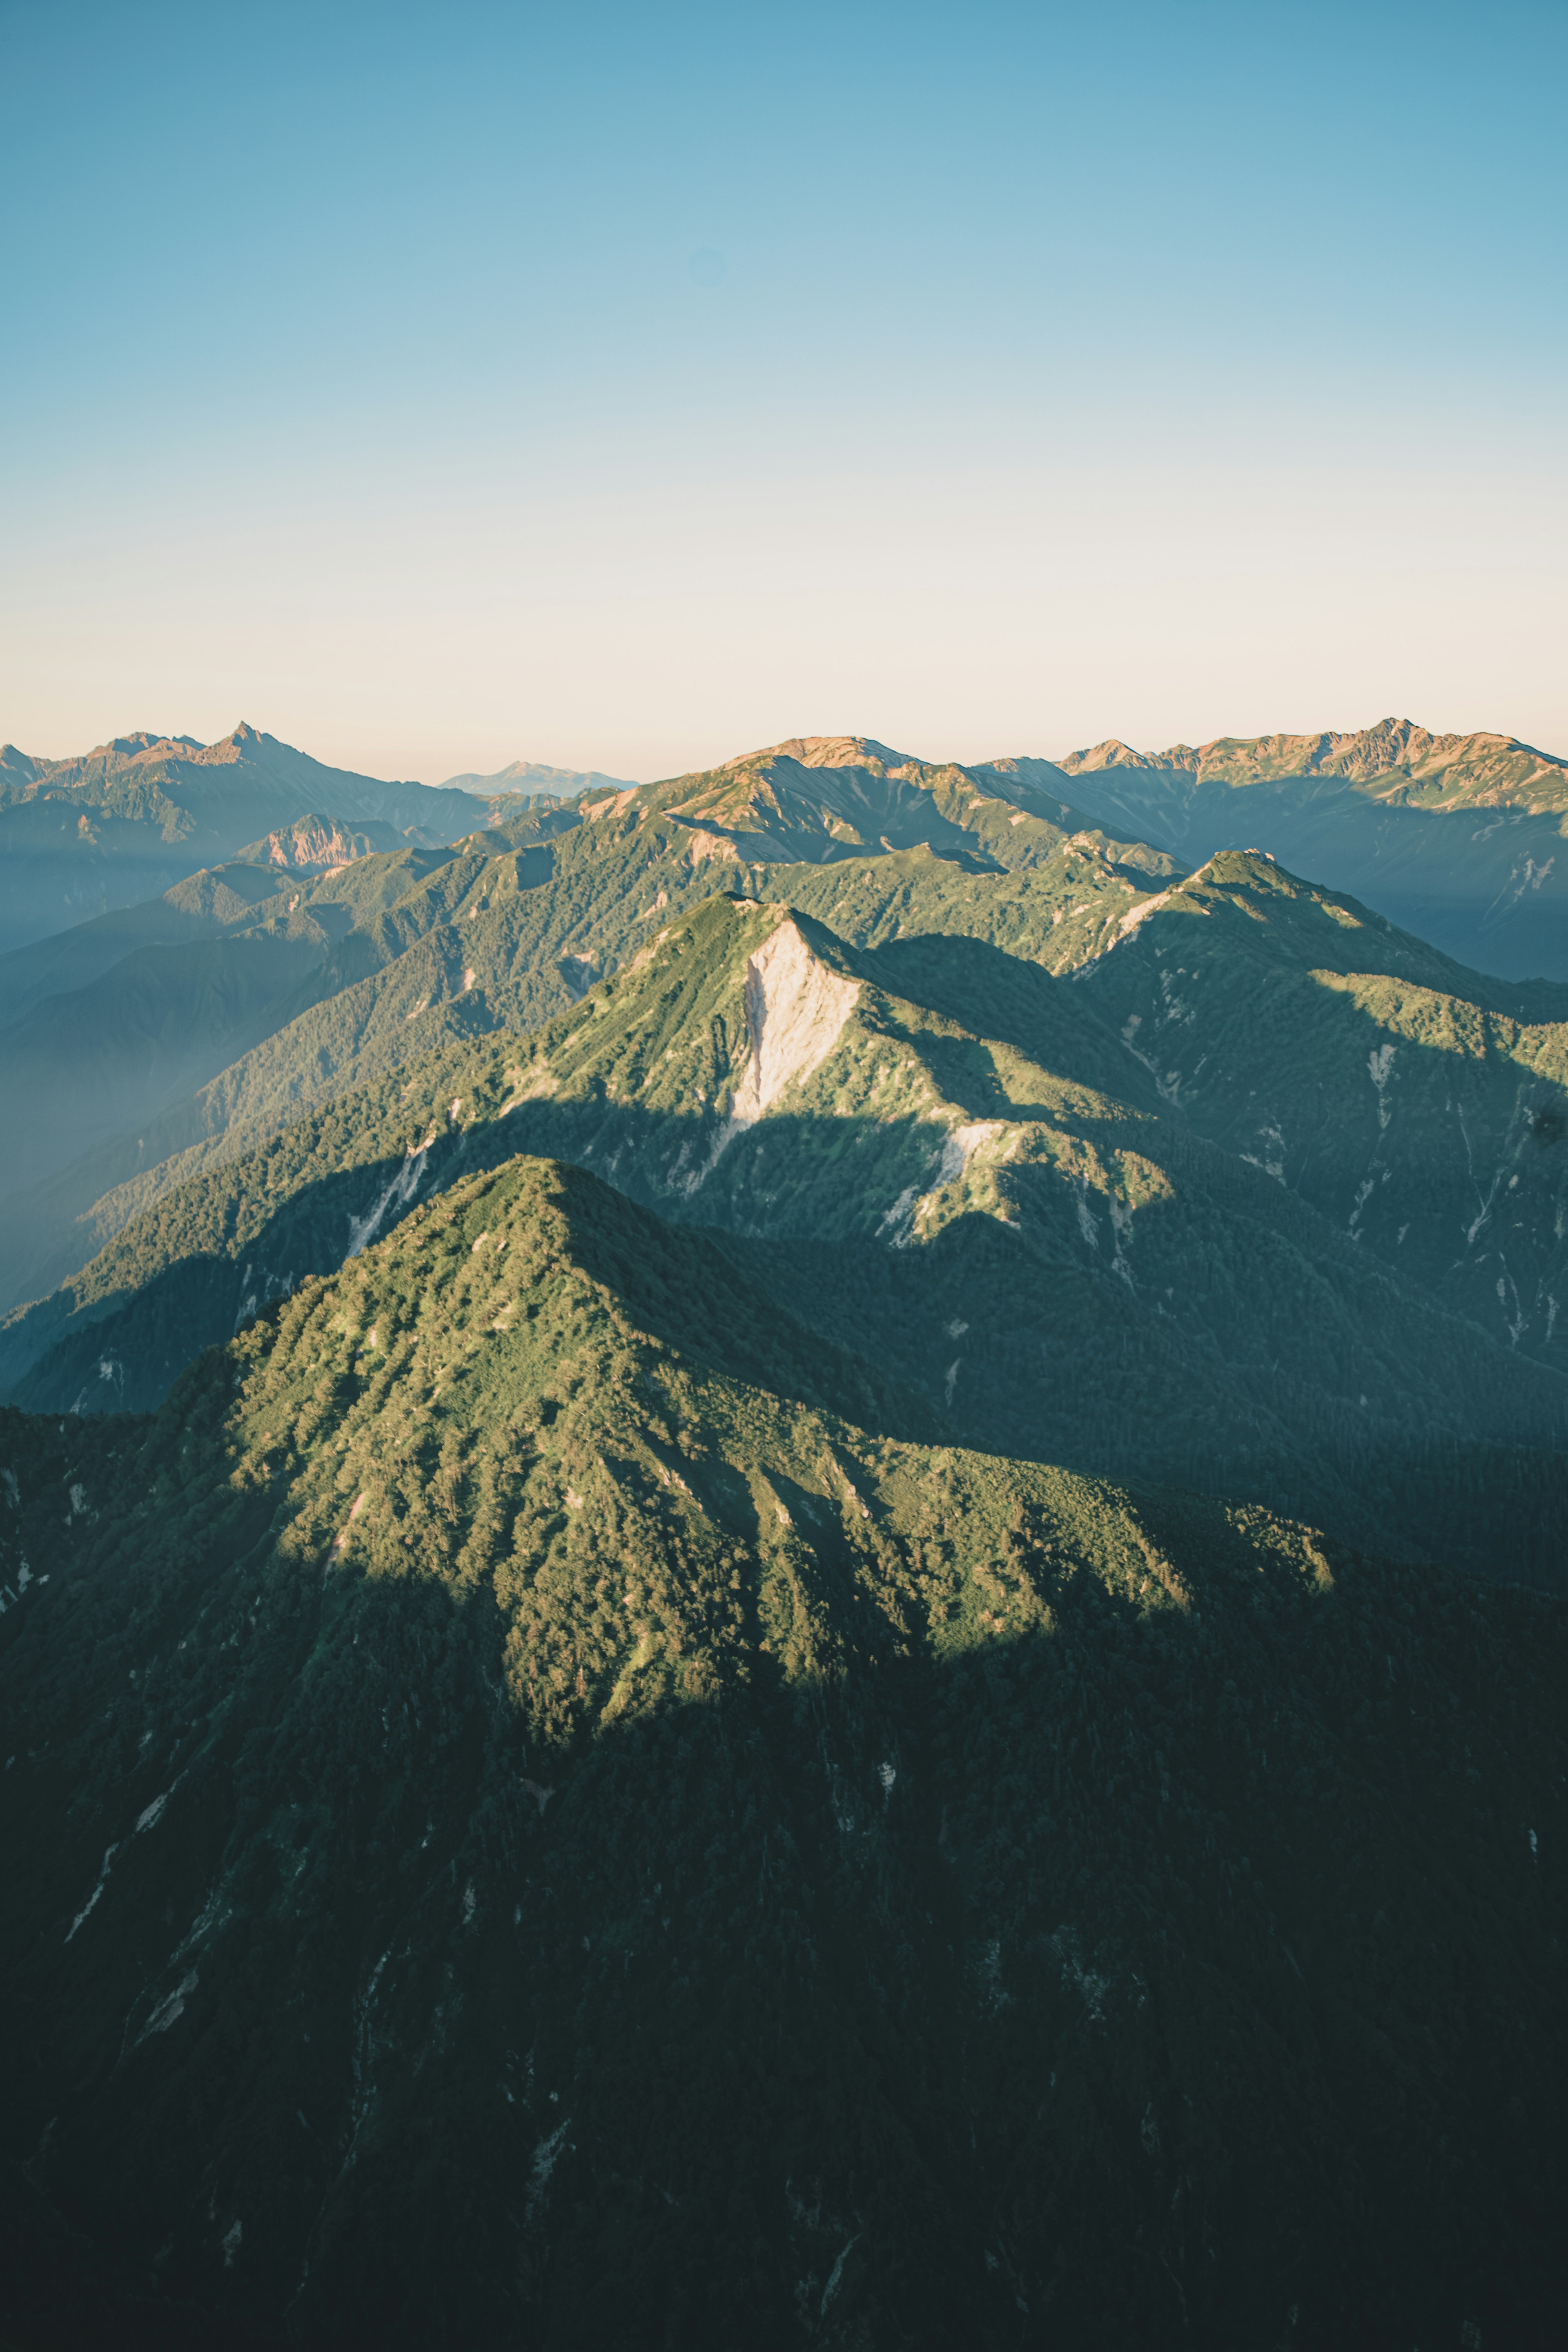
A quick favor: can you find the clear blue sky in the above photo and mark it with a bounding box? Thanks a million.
[2,0,1563,781]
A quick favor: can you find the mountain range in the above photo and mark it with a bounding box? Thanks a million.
[0,725,538,958]
[435,759,640,797]
[1055,719,1568,980]
[2,719,1567,2348]
[5,714,1566,976]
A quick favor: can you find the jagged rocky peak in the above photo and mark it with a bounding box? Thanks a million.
[233,813,404,873]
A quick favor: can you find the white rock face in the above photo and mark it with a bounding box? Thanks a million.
[731,920,861,1128]
[694,918,860,1184]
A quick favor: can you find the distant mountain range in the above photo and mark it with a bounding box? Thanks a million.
[3,719,1568,2347]
[5,713,1565,975]
[0,724,532,956]
[1051,718,1568,980]
[436,757,639,796]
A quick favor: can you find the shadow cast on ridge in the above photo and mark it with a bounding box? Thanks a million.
[12,1077,1568,1588]
[3,1434,1566,2352]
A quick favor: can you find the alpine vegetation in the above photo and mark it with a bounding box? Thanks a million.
[2,728,1567,2350]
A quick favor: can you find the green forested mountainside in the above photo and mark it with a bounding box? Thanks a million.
[585,731,1094,866]
[7,736,1568,1505]
[2,1152,1565,2352]
[1056,720,1568,981]
[1074,853,1568,1367]
[0,773,1169,1313]
[0,723,509,956]
[11,896,1568,1588]
[17,717,1568,1343]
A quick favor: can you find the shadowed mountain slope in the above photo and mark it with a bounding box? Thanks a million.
[2,1151,1565,2351]
[10,894,1567,1588]
[1073,852,1568,1368]
[1055,720,1568,980]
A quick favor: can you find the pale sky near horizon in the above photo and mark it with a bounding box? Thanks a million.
[2,0,1564,786]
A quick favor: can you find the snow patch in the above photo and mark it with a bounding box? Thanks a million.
[1107,1192,1136,1288]
[1048,1927,1109,2022]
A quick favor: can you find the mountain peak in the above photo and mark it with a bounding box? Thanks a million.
[743,735,924,775]
[1058,737,1186,775]
[437,758,639,796]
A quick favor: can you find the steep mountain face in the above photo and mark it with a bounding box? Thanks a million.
[0,775,1173,1317]
[1056,720,1568,980]
[0,725,515,956]
[1074,852,1568,1369]
[3,1154,1565,2351]
[232,814,411,872]
[11,894,1567,1589]
[624,733,1099,870]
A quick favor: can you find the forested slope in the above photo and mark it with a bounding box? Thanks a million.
[3,1153,1564,2350]
[1074,851,1568,1368]
[0,778,1172,1314]
[9,895,1566,1588]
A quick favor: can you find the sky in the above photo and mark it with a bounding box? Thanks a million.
[1,0,1564,784]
